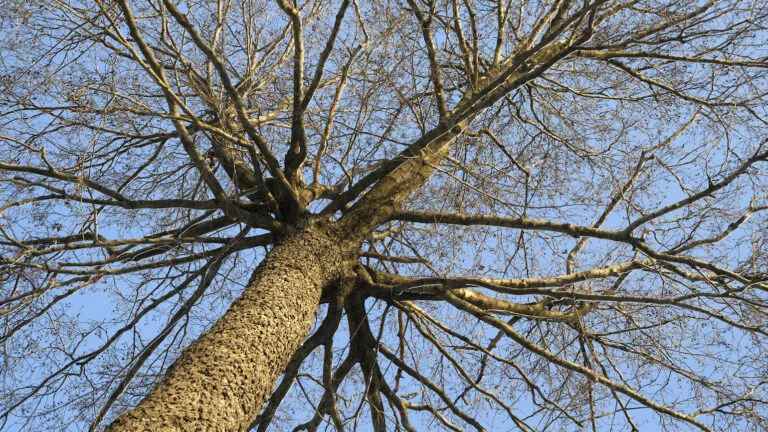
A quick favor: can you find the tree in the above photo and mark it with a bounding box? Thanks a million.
[1,0,767,430]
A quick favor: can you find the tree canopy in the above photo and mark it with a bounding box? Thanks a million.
[1,0,767,430]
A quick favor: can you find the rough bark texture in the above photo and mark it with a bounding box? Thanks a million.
[104,89,468,432]
[338,119,470,240]
[106,228,346,432]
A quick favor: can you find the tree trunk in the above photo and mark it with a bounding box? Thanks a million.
[106,227,347,432]
[105,106,464,432]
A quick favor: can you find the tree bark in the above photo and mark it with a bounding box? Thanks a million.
[106,227,348,432]
[105,95,468,432]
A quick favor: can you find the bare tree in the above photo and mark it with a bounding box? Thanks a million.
[1,0,767,430]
